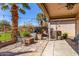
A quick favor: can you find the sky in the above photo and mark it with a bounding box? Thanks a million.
[0,3,43,26]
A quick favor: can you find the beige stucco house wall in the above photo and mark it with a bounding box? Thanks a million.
[50,20,75,38]
[51,24,75,38]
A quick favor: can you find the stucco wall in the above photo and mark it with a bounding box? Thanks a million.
[50,23,75,38]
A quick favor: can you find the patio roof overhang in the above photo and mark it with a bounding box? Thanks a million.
[38,3,79,20]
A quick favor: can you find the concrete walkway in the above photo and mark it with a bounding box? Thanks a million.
[0,40,78,56]
[42,40,78,56]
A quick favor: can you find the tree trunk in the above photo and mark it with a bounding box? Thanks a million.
[3,25,5,32]
[40,20,43,40]
[11,4,18,42]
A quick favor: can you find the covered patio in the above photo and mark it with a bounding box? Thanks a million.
[38,3,79,40]
[0,3,79,56]
[38,3,79,55]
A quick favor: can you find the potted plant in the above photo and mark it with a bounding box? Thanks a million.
[63,33,68,39]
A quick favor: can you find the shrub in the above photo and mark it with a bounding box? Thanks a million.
[22,32,30,37]
[0,32,11,42]
[63,33,68,39]
[0,34,1,37]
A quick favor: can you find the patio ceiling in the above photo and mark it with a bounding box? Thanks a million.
[38,3,79,20]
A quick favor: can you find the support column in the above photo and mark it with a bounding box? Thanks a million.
[48,22,51,41]
[75,6,79,36]
[75,16,79,36]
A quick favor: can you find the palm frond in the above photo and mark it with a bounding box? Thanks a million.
[9,3,15,6]
[0,3,5,5]
[36,13,47,23]
[36,14,41,21]
[22,3,30,9]
[36,13,43,21]
[1,5,9,10]
[19,8,26,14]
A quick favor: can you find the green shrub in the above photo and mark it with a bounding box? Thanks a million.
[0,34,1,37]
[21,32,30,37]
[63,33,68,39]
[0,32,11,42]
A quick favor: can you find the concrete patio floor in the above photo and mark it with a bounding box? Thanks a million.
[42,40,78,56]
[0,40,78,56]
[0,40,48,56]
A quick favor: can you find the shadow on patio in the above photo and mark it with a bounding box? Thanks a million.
[65,39,79,55]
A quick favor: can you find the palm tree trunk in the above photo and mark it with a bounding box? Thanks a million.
[40,20,43,40]
[11,4,18,42]
[3,25,5,32]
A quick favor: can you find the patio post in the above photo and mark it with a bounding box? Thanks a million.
[48,22,51,41]
[75,14,79,36]
[75,7,79,36]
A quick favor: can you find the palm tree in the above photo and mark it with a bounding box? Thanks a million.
[36,13,47,29]
[36,13,47,39]
[36,13,46,27]
[1,3,30,42]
